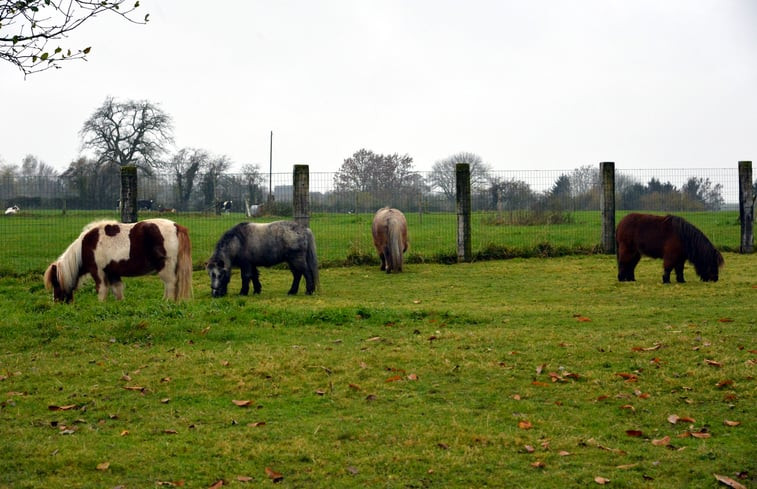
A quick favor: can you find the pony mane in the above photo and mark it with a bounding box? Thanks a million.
[670,216,724,276]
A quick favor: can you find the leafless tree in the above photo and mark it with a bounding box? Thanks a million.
[80,97,173,174]
[1,0,147,76]
[161,148,209,210]
[429,152,492,201]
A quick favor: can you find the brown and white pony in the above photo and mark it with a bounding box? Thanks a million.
[44,218,193,302]
[371,207,409,273]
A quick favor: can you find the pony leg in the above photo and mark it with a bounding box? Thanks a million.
[97,280,110,301]
[674,262,686,283]
[251,267,261,294]
[111,281,125,300]
[158,266,177,300]
[617,250,640,281]
[379,252,387,271]
[239,266,253,295]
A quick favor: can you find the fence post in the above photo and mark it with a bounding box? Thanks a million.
[455,163,471,262]
[738,161,754,253]
[293,164,310,228]
[120,165,138,223]
[600,162,615,254]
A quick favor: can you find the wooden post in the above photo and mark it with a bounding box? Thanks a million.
[293,164,310,228]
[600,162,615,254]
[738,161,754,253]
[120,165,138,223]
[456,163,472,262]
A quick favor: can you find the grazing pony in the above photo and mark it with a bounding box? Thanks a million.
[372,207,409,273]
[44,219,193,302]
[615,213,724,283]
[207,220,319,297]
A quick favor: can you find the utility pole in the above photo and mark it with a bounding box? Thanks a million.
[268,130,274,203]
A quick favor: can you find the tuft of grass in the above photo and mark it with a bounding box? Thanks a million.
[0,254,755,488]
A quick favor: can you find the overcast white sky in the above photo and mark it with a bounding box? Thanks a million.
[1,0,756,175]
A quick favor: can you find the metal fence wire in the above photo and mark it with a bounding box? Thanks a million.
[0,167,746,275]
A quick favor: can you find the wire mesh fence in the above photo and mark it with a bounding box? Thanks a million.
[0,167,747,276]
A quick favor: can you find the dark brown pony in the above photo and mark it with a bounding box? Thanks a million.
[615,213,723,283]
[372,207,408,273]
[44,218,193,302]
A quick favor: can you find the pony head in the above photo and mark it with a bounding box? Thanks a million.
[694,249,724,282]
[206,258,231,297]
[44,263,74,303]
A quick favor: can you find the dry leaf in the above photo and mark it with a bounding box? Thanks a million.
[716,379,734,389]
[348,383,361,391]
[248,421,266,427]
[236,476,253,482]
[723,420,741,427]
[575,316,591,322]
[437,442,449,450]
[536,363,546,375]
[265,467,283,482]
[625,429,643,437]
[365,336,381,342]
[620,404,635,412]
[558,451,571,456]
[232,400,252,407]
[163,429,177,434]
[96,462,110,471]
[691,431,711,439]
[208,481,224,489]
[384,375,402,383]
[512,394,522,401]
[120,430,129,436]
[713,474,747,489]
[407,373,419,381]
[346,466,359,475]
[161,398,170,404]
[531,461,545,468]
[123,386,145,392]
[616,372,638,382]
[518,420,533,430]
[48,404,78,411]
[718,318,734,323]
[616,464,638,470]
[667,414,680,424]
[651,436,670,446]
[595,476,611,485]
[524,445,535,453]
[704,359,723,367]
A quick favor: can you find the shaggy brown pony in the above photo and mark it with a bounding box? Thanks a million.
[615,213,723,283]
[372,207,409,273]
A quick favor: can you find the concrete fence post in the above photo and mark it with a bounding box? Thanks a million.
[600,162,616,254]
[455,163,472,262]
[120,165,138,223]
[738,161,754,253]
[293,164,310,228]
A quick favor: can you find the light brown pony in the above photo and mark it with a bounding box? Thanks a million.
[372,207,408,273]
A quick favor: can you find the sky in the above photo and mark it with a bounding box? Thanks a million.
[1,0,756,176]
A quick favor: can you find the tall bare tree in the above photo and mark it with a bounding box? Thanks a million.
[1,0,147,76]
[429,152,491,201]
[162,148,209,211]
[80,97,173,174]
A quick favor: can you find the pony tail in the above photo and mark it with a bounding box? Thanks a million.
[175,225,194,300]
[307,229,320,291]
[389,220,403,272]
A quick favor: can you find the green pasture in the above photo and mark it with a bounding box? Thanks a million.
[0,209,742,276]
[0,251,755,488]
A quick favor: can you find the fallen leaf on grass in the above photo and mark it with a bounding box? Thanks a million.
[616,372,638,382]
[48,404,78,411]
[120,430,129,436]
[718,318,734,323]
[232,400,252,407]
[96,462,110,471]
[208,481,224,489]
[348,383,361,391]
[163,429,177,435]
[437,442,449,450]
[518,420,533,430]
[620,404,635,412]
[236,476,253,482]
[407,373,419,381]
[704,359,723,367]
[247,421,266,427]
[536,363,546,375]
[123,386,145,392]
[156,481,185,487]
[384,375,403,383]
[716,379,734,389]
[723,420,741,427]
[524,445,535,453]
[625,430,643,437]
[594,476,610,484]
[575,316,592,322]
[651,436,670,446]
[713,474,747,489]
[558,451,571,456]
[265,467,283,483]
[616,464,638,470]
[346,466,359,475]
[531,461,545,468]
[632,344,662,351]
[691,431,711,439]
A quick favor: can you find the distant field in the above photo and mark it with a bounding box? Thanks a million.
[0,209,742,276]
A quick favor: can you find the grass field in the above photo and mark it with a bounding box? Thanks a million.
[0,250,755,488]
